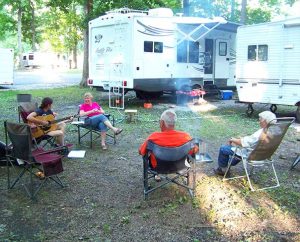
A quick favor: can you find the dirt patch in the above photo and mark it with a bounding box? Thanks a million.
[0,93,299,241]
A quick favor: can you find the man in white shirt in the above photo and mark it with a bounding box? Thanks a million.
[214,111,277,176]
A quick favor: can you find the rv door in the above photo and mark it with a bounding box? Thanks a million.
[214,39,230,79]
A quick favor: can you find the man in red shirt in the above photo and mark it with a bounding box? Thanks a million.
[139,109,196,176]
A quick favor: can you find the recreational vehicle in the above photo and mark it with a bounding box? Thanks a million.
[235,17,300,121]
[88,8,239,98]
[22,52,44,68]
[0,48,14,85]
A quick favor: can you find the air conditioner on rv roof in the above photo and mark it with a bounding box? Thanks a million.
[148,8,173,17]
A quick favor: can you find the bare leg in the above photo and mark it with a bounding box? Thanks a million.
[103,120,118,133]
[47,130,64,146]
[101,132,106,146]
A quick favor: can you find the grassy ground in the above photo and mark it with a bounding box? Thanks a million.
[0,87,299,241]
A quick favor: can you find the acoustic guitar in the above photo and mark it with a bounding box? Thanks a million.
[29,114,76,138]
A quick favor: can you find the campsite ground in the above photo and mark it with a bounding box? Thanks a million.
[0,87,299,241]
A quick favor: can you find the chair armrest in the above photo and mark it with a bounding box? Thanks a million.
[33,146,68,157]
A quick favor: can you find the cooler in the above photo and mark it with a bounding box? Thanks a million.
[220,90,233,100]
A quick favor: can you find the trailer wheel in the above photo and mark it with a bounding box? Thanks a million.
[296,105,300,123]
[192,84,202,90]
[246,104,254,117]
[270,104,277,113]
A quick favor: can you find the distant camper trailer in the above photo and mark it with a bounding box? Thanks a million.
[22,52,42,68]
[235,17,300,120]
[0,48,14,85]
[88,8,240,98]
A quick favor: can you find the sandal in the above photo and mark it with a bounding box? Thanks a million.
[35,171,45,179]
[101,145,108,150]
[154,175,161,182]
[115,128,123,135]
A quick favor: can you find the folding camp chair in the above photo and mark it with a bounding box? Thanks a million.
[18,101,55,148]
[4,121,68,200]
[223,117,295,191]
[143,140,196,199]
[73,105,116,148]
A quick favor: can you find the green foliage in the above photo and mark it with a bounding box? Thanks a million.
[246,7,272,24]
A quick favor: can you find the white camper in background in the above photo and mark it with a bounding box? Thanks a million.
[88,8,239,99]
[22,52,44,68]
[0,48,14,85]
[235,17,300,120]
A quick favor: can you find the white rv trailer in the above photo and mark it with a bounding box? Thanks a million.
[88,8,239,98]
[235,17,300,120]
[0,48,14,85]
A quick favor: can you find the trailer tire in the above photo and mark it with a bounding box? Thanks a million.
[296,105,300,123]
[246,104,254,117]
[270,104,277,113]
[192,84,202,90]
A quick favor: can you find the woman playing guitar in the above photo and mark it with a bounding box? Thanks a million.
[27,97,73,146]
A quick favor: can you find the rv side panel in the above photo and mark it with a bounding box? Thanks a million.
[236,18,300,106]
[89,16,134,89]
[0,48,14,85]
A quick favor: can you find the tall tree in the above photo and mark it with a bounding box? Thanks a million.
[80,0,93,87]
[240,0,247,24]
[17,1,23,68]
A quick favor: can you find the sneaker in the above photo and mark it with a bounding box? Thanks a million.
[214,167,226,176]
[154,175,161,182]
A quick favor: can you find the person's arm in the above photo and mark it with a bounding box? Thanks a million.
[79,103,103,117]
[99,106,105,114]
[139,140,148,156]
[27,112,49,126]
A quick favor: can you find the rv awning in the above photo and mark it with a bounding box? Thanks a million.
[176,21,240,44]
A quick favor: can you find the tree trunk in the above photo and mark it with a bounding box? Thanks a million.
[230,0,235,21]
[29,0,36,51]
[80,0,93,87]
[183,0,190,16]
[17,2,23,69]
[240,0,247,24]
[80,24,88,86]
[73,40,77,69]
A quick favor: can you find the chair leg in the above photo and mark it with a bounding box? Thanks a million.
[243,160,255,191]
[7,156,28,189]
[90,127,93,148]
[143,158,149,199]
[187,168,195,197]
[245,162,280,191]
[291,156,300,170]
[78,126,81,145]
[223,155,246,181]
[49,175,64,188]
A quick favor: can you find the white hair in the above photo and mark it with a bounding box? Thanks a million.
[259,111,277,124]
[160,109,177,128]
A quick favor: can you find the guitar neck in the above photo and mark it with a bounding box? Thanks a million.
[50,115,73,124]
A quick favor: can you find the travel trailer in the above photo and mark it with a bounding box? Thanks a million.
[235,17,300,121]
[0,48,14,85]
[88,8,239,99]
[22,52,44,68]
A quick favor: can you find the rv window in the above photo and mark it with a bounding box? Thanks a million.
[219,42,227,56]
[154,42,163,53]
[177,41,188,63]
[29,54,34,60]
[177,40,199,63]
[258,45,268,61]
[189,41,199,63]
[247,45,257,61]
[144,41,153,52]
[23,56,27,60]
